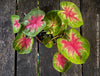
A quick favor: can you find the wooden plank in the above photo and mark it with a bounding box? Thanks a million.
[60,0,82,76]
[81,0,100,76]
[95,1,100,75]
[17,0,37,76]
[0,0,16,76]
[97,3,100,76]
[39,0,60,76]
[39,45,60,76]
[39,0,60,13]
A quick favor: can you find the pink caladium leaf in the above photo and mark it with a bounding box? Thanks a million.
[11,15,21,33]
[57,29,90,64]
[53,52,72,72]
[13,32,34,54]
[44,10,62,36]
[58,1,83,28]
[22,9,46,37]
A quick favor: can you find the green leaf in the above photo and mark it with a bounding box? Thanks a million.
[44,10,62,36]
[11,15,21,33]
[45,40,53,48]
[13,32,34,54]
[43,36,53,48]
[22,9,46,37]
[58,1,83,28]
[57,29,90,64]
[53,52,72,72]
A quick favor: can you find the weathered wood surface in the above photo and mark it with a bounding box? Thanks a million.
[97,3,100,75]
[17,0,37,76]
[39,0,60,76]
[0,0,99,76]
[0,0,15,76]
[39,45,60,76]
[81,0,100,76]
[60,0,82,76]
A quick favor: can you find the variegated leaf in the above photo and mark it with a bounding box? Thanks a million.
[22,9,46,37]
[13,32,34,54]
[58,1,83,28]
[57,29,90,64]
[11,15,21,33]
[44,10,62,36]
[53,52,72,72]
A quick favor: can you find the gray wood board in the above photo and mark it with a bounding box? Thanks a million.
[17,0,37,76]
[0,0,16,76]
[81,0,100,76]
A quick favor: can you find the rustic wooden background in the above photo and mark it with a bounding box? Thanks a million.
[0,0,100,76]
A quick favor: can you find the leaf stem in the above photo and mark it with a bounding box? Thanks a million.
[51,35,60,41]
[36,36,42,43]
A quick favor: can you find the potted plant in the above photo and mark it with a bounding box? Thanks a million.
[11,1,90,73]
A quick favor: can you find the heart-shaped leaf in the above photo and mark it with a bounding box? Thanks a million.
[13,32,34,54]
[11,15,21,33]
[58,1,83,28]
[22,9,46,37]
[53,52,72,72]
[57,29,90,64]
[44,10,62,36]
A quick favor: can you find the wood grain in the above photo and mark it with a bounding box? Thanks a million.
[81,0,100,76]
[0,0,16,76]
[39,0,60,76]
[39,45,60,76]
[17,0,37,76]
[0,0,99,76]
[60,0,82,76]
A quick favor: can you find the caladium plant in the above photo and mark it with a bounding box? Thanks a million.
[13,32,34,54]
[11,15,21,33]
[44,10,62,36]
[58,1,83,28]
[11,1,90,73]
[22,9,46,37]
[57,29,90,64]
[53,52,72,72]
